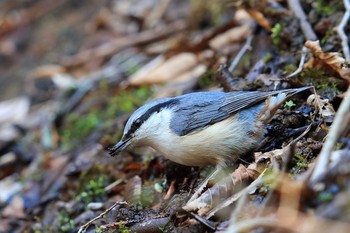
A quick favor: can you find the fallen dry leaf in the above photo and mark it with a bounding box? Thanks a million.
[2,195,26,218]
[0,97,30,125]
[246,9,272,31]
[209,9,253,51]
[307,94,335,118]
[128,52,200,85]
[305,40,350,82]
[123,175,142,204]
[209,23,252,51]
[184,164,259,215]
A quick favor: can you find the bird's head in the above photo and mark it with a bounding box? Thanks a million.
[108,97,178,156]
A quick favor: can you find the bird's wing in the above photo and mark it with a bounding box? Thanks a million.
[170,87,311,136]
[170,91,273,136]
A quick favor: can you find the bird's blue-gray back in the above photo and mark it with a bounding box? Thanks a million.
[169,91,279,136]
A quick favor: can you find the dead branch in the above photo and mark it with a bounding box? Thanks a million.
[205,168,268,219]
[0,0,67,38]
[286,46,309,78]
[227,217,288,233]
[61,20,186,67]
[305,40,350,82]
[287,0,317,41]
[77,201,128,233]
[228,35,253,72]
[129,217,170,233]
[183,165,260,216]
[215,64,239,92]
[227,212,350,233]
[337,0,350,61]
[310,86,350,183]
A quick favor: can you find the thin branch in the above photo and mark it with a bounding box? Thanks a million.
[310,86,350,183]
[227,217,285,233]
[337,0,350,61]
[61,20,186,67]
[77,201,127,233]
[287,0,317,41]
[286,46,309,78]
[228,35,253,72]
[205,168,268,219]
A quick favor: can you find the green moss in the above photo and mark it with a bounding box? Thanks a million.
[263,53,273,63]
[126,64,141,76]
[140,184,156,207]
[118,221,130,233]
[61,111,100,150]
[317,191,334,202]
[58,211,75,232]
[291,67,342,97]
[271,23,283,46]
[198,69,215,88]
[314,0,341,16]
[105,86,152,118]
[291,153,308,174]
[60,86,152,149]
[283,64,298,76]
[321,29,336,45]
[241,51,253,69]
[190,0,232,27]
[76,175,107,207]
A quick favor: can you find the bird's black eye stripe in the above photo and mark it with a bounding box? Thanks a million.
[129,118,143,133]
[124,99,179,139]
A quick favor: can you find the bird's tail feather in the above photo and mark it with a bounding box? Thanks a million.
[258,86,313,123]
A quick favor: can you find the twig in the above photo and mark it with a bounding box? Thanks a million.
[61,20,186,67]
[227,216,282,233]
[186,166,222,205]
[287,0,317,41]
[190,213,216,230]
[129,217,170,233]
[100,216,170,232]
[57,52,143,121]
[227,189,249,223]
[104,177,124,192]
[205,168,268,219]
[215,64,239,92]
[144,0,171,28]
[228,35,253,72]
[337,0,350,61]
[286,46,309,78]
[77,201,127,233]
[310,86,350,183]
[0,0,67,38]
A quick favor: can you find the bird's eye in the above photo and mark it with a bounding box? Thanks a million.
[134,119,142,127]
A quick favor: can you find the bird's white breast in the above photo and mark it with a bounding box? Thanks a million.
[138,109,259,167]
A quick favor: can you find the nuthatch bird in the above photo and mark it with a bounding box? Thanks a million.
[109,87,311,167]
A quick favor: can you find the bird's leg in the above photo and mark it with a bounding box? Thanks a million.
[187,165,223,204]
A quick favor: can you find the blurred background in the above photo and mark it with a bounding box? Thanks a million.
[0,0,349,232]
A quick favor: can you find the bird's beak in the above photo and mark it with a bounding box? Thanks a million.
[108,138,132,156]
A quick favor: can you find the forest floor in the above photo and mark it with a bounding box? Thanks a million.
[0,0,349,232]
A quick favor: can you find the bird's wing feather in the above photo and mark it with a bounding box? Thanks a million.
[170,91,274,136]
[170,87,312,136]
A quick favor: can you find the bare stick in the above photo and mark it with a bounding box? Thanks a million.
[206,168,268,219]
[286,46,309,78]
[310,86,350,183]
[228,35,253,72]
[287,0,317,41]
[337,0,350,61]
[77,201,127,233]
[227,216,281,233]
[62,20,186,67]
